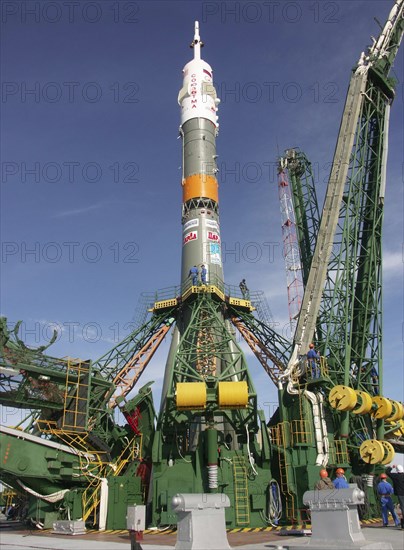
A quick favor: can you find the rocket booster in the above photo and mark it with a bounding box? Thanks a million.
[179,22,222,286]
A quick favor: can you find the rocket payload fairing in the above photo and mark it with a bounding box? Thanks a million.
[178,22,222,286]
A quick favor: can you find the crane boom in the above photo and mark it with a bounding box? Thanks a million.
[292,71,368,359]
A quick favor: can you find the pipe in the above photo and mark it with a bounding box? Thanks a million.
[379,102,390,205]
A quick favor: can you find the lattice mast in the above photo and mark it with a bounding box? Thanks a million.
[277,161,304,337]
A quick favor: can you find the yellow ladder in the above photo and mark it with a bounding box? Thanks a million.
[62,359,90,431]
[277,423,295,522]
[4,488,17,509]
[233,456,250,526]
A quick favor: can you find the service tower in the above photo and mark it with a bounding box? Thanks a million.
[151,22,273,528]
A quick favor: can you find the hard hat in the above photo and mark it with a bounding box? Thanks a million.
[319,469,328,478]
[336,468,345,475]
[396,465,403,473]
[309,343,314,349]
[380,473,387,479]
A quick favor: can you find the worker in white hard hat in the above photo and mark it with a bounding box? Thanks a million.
[385,465,404,529]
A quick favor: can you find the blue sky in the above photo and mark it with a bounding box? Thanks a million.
[1,0,403,422]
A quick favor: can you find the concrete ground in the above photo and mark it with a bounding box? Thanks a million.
[0,525,403,550]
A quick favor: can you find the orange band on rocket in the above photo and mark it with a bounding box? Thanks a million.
[182,174,218,203]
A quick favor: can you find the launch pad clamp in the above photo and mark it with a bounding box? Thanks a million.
[288,484,393,550]
[172,493,231,550]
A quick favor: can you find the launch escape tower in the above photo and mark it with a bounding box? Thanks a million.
[0,4,404,530]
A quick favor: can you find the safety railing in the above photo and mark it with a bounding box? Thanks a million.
[298,355,329,383]
[291,419,312,445]
[62,359,90,431]
[149,275,265,308]
[269,424,281,446]
[328,439,349,465]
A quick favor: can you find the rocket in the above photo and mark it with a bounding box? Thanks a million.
[158,22,227,416]
[178,21,222,286]
[152,24,263,523]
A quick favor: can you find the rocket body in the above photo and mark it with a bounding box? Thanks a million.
[159,23,224,413]
[178,23,223,286]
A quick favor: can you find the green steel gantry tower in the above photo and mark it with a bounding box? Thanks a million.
[270,0,404,523]
[0,2,403,531]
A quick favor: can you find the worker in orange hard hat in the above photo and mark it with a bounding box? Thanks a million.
[315,469,334,490]
[307,343,320,378]
[333,467,349,489]
[378,473,400,527]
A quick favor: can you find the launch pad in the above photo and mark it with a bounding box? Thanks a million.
[1,523,404,550]
[1,0,404,538]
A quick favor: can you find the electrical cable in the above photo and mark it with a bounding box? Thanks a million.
[261,479,282,526]
[16,479,68,503]
[269,479,282,526]
[245,424,258,476]
[176,431,192,463]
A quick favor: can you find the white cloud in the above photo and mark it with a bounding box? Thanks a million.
[383,251,404,277]
[52,202,106,219]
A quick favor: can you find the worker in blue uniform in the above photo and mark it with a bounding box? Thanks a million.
[189,265,198,286]
[370,366,379,395]
[201,265,207,285]
[377,473,400,527]
[307,343,321,378]
[333,468,349,489]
